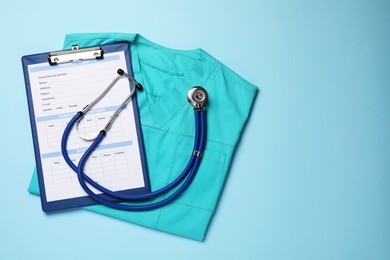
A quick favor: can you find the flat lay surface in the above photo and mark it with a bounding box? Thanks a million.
[1,0,389,259]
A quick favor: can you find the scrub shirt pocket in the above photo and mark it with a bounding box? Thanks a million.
[155,137,228,240]
[168,138,227,211]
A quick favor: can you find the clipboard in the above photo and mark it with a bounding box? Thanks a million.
[22,42,150,212]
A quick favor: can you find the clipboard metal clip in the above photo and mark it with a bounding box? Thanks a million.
[48,45,104,65]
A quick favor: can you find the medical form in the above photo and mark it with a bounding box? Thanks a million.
[23,43,149,211]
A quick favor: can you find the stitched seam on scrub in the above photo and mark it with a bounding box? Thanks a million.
[172,201,214,212]
[218,151,228,194]
[155,141,178,228]
[155,208,163,229]
[137,46,204,76]
[142,123,235,148]
[159,103,187,129]
[201,51,257,93]
[155,145,177,229]
[138,57,187,76]
[65,38,118,44]
[224,72,258,94]
[155,133,181,228]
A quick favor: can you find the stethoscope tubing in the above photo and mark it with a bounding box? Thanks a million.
[61,110,206,210]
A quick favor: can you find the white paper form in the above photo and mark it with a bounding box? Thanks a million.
[27,52,145,202]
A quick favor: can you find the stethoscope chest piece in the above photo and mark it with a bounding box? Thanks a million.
[187,86,208,110]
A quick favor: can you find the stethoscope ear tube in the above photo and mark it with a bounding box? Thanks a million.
[75,69,140,142]
[61,87,208,211]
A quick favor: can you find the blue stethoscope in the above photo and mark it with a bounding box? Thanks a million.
[61,69,208,211]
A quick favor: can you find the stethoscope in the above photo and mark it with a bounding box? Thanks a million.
[61,69,208,211]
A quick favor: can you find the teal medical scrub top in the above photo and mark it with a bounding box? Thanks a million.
[28,33,258,241]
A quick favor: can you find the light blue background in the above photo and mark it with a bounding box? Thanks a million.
[1,0,389,259]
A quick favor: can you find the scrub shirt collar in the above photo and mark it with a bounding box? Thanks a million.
[63,33,218,130]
